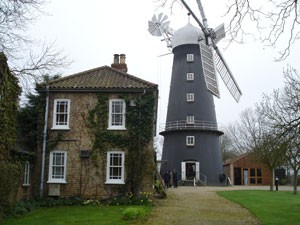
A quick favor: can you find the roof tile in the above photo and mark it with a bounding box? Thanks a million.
[39,66,157,91]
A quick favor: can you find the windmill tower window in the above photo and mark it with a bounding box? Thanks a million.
[186,93,195,102]
[186,72,194,81]
[186,54,194,62]
[186,136,195,146]
[186,115,195,124]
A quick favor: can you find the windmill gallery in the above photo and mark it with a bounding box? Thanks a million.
[148,0,242,185]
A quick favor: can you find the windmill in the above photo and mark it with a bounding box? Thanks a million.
[149,1,242,102]
[148,0,242,185]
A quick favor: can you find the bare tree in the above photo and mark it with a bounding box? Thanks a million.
[224,108,262,153]
[257,67,300,193]
[0,0,70,93]
[223,0,299,61]
[156,0,299,60]
[0,0,44,55]
[219,132,239,163]
[224,107,286,191]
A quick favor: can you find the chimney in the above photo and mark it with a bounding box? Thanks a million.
[111,53,128,73]
[113,54,119,64]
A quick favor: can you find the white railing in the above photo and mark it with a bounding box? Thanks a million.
[160,120,220,133]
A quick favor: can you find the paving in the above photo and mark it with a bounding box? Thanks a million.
[145,185,295,225]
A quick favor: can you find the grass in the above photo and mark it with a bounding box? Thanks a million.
[3,205,151,225]
[218,190,300,225]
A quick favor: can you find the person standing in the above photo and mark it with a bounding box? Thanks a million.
[173,169,178,188]
[163,171,171,188]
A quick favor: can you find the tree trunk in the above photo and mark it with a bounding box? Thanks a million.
[293,172,298,195]
[269,169,274,191]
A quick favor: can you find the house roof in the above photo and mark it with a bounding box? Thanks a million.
[37,66,158,92]
[223,152,251,166]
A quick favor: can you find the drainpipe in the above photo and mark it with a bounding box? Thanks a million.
[40,82,49,198]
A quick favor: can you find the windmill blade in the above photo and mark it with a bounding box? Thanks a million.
[213,48,242,102]
[195,0,208,28]
[199,43,220,98]
[148,21,162,36]
[158,13,169,24]
[180,0,208,36]
[148,13,173,48]
[213,24,225,44]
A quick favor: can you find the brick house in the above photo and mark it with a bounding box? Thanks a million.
[35,54,158,199]
[223,152,271,185]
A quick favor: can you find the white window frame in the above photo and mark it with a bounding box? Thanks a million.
[108,99,126,130]
[186,115,195,124]
[186,72,194,81]
[186,136,195,146]
[23,161,30,186]
[186,93,195,102]
[187,54,194,62]
[105,151,125,184]
[48,150,67,184]
[52,99,71,130]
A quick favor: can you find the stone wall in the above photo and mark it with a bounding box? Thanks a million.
[38,91,156,199]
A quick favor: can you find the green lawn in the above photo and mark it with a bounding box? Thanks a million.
[3,205,151,225]
[218,190,300,225]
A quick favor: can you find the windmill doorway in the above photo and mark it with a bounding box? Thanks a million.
[181,161,200,181]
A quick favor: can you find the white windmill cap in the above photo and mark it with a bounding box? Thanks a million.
[172,22,204,49]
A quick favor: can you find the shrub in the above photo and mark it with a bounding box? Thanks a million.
[107,192,153,206]
[8,196,83,217]
[122,207,146,220]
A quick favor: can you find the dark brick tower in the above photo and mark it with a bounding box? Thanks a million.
[160,22,224,185]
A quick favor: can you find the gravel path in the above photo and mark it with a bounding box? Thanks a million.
[145,186,263,225]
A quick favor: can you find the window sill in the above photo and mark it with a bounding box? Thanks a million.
[105,181,125,185]
[22,184,30,187]
[47,180,67,184]
[51,127,70,131]
[107,127,126,131]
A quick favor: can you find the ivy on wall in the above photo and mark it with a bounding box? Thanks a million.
[0,52,22,219]
[87,93,157,196]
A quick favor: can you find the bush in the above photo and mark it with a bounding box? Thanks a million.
[122,207,146,220]
[8,196,83,217]
[106,192,153,206]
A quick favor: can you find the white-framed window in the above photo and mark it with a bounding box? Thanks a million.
[187,72,194,81]
[186,136,195,146]
[23,161,30,186]
[186,93,195,102]
[187,54,194,62]
[52,99,70,130]
[186,115,195,124]
[108,99,126,130]
[105,151,125,184]
[48,151,67,183]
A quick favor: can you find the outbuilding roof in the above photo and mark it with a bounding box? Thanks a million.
[37,66,158,92]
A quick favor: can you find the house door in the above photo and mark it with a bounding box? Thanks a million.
[244,169,248,185]
[234,167,242,185]
[186,162,196,180]
[181,161,200,181]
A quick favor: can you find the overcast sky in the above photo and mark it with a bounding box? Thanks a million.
[27,0,300,131]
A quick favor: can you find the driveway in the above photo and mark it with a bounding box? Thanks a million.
[144,186,282,225]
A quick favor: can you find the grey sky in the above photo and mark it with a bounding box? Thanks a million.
[28,0,300,129]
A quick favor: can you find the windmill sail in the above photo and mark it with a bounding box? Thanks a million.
[213,48,242,102]
[199,43,220,98]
